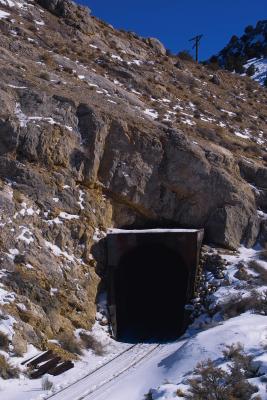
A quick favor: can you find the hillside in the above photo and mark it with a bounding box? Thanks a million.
[0,1,266,399]
[210,20,267,85]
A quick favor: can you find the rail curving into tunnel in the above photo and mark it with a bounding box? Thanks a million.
[114,244,188,341]
[107,229,204,342]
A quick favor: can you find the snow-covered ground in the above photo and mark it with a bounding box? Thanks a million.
[1,243,267,400]
[244,57,267,86]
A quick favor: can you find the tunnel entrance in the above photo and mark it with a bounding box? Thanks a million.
[107,229,204,341]
[115,244,188,340]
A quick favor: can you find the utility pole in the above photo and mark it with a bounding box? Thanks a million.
[189,34,203,62]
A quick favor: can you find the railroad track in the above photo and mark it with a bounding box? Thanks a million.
[47,343,160,400]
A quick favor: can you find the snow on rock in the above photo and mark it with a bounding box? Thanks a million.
[0,285,16,306]
[221,108,236,117]
[0,0,26,8]
[144,108,159,119]
[59,211,79,220]
[44,240,77,263]
[14,103,70,130]
[16,226,34,244]
[7,248,19,260]
[0,9,10,18]
[0,313,16,340]
[77,190,85,210]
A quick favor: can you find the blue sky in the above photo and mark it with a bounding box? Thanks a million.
[77,0,266,60]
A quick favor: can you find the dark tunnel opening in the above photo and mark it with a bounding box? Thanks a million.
[114,243,189,342]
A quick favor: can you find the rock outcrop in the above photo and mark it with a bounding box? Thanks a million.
[0,0,266,355]
[36,0,95,33]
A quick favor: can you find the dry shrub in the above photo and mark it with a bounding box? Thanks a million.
[185,352,258,400]
[221,290,267,318]
[207,62,220,71]
[177,51,194,62]
[57,332,83,356]
[62,66,73,74]
[28,24,38,33]
[223,342,244,360]
[234,264,252,281]
[176,388,186,397]
[42,375,54,391]
[175,70,198,87]
[79,332,106,356]
[0,355,19,379]
[222,343,258,378]
[0,332,9,351]
[41,52,56,68]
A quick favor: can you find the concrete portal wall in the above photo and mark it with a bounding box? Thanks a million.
[106,229,204,339]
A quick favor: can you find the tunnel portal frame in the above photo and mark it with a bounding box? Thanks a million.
[106,228,204,340]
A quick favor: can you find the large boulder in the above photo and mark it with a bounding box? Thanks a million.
[146,37,166,55]
[36,0,95,34]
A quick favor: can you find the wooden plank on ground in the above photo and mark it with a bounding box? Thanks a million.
[30,356,61,379]
[49,360,74,376]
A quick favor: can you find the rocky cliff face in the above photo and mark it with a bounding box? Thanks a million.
[0,0,266,356]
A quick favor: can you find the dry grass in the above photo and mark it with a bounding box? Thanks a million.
[0,332,9,351]
[79,332,106,356]
[176,388,186,397]
[42,375,54,391]
[221,290,267,318]
[234,266,252,281]
[40,52,56,68]
[57,332,83,356]
[0,355,20,379]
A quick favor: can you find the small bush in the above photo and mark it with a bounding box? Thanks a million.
[185,355,258,400]
[252,290,267,316]
[0,332,9,351]
[245,25,254,34]
[177,50,194,62]
[0,355,20,379]
[57,332,83,356]
[185,359,231,399]
[62,66,73,74]
[207,62,220,71]
[42,375,54,391]
[223,343,258,378]
[79,332,106,356]
[246,64,256,77]
[234,263,252,281]
[176,388,186,397]
[41,52,56,68]
[220,290,267,318]
[144,391,153,400]
[223,342,244,360]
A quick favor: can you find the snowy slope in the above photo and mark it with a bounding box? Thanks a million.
[244,58,267,85]
[1,244,267,400]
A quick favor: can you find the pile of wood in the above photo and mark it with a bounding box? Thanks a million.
[22,350,74,378]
